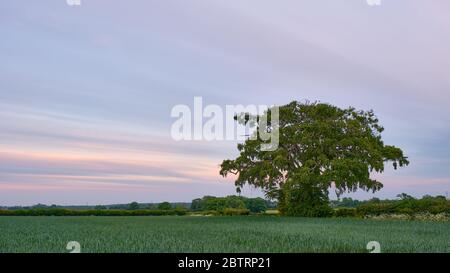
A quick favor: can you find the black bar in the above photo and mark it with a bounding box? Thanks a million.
[0,253,446,272]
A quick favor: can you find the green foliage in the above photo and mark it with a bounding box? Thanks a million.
[190,196,266,213]
[220,101,409,216]
[243,197,267,213]
[157,202,172,210]
[0,209,187,216]
[265,200,278,209]
[224,195,246,209]
[356,195,449,216]
[202,196,244,210]
[278,180,333,217]
[333,208,358,218]
[330,195,449,218]
[128,202,139,210]
[190,198,203,211]
[220,208,250,216]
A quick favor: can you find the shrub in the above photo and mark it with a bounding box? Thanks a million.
[333,208,358,218]
[190,196,266,213]
[355,196,450,216]
[243,197,267,213]
[356,202,395,216]
[220,208,250,216]
[128,202,139,210]
[157,202,172,210]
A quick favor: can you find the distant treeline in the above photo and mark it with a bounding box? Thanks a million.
[0,202,191,211]
[0,196,271,217]
[0,209,187,216]
[1,194,448,219]
[332,194,449,218]
[191,196,271,213]
[0,196,276,213]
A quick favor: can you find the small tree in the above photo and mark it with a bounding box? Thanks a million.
[220,101,409,216]
[190,198,203,211]
[128,202,139,210]
[224,196,246,209]
[243,197,267,213]
[157,202,172,210]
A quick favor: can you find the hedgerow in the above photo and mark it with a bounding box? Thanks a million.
[0,209,187,216]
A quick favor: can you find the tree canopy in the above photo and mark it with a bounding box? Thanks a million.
[191,195,267,213]
[128,202,139,210]
[220,101,409,216]
[157,202,173,210]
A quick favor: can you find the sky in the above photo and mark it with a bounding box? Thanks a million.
[0,0,449,206]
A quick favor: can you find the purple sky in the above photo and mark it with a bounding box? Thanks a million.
[1,0,449,205]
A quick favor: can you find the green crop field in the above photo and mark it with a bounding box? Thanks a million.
[0,216,448,253]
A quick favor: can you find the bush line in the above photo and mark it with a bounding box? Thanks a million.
[0,209,188,216]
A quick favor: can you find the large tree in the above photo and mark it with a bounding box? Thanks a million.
[220,101,409,216]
